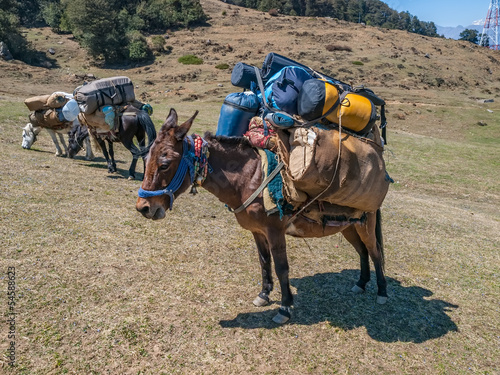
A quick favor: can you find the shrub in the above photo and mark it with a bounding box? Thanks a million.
[178,54,203,65]
[352,61,364,66]
[325,44,352,52]
[268,9,279,17]
[129,39,149,61]
[215,63,229,70]
[150,35,166,52]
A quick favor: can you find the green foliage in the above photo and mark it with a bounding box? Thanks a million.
[223,0,439,37]
[0,0,207,65]
[178,54,203,65]
[215,63,229,69]
[150,35,166,52]
[352,61,364,65]
[136,0,207,32]
[0,7,33,59]
[13,0,42,27]
[129,39,150,61]
[459,28,479,44]
[64,0,128,63]
[40,2,63,33]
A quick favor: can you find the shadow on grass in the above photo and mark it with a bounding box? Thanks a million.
[80,159,143,180]
[220,270,458,343]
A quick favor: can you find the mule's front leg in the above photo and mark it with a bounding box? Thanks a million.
[107,140,117,173]
[58,133,69,156]
[95,138,115,173]
[47,129,66,157]
[269,233,293,324]
[252,233,273,307]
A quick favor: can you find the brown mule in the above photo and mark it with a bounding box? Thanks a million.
[136,109,387,324]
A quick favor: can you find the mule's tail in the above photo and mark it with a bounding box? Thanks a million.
[376,209,385,271]
[132,111,157,158]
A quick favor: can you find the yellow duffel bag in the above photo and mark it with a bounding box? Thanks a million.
[298,79,377,134]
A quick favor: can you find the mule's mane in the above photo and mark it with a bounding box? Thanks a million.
[203,132,253,150]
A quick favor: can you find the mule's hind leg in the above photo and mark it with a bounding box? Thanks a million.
[353,211,387,304]
[84,137,95,160]
[251,232,273,307]
[127,158,139,180]
[342,226,371,294]
[120,137,141,180]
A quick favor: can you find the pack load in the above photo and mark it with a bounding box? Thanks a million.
[79,105,117,130]
[219,52,391,218]
[230,52,350,91]
[24,92,75,129]
[74,76,135,115]
[231,62,259,90]
[29,108,66,129]
[297,79,377,134]
[24,92,71,111]
[277,124,390,213]
[78,101,150,133]
[24,95,51,112]
[263,66,314,115]
[222,52,386,140]
[216,91,260,137]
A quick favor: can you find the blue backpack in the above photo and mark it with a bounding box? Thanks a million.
[262,66,314,115]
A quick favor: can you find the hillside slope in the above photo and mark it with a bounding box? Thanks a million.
[1,0,499,137]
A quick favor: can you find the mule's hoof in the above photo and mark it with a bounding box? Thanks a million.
[128,176,135,181]
[351,285,365,294]
[272,313,289,324]
[272,306,291,324]
[253,295,269,307]
[376,295,388,304]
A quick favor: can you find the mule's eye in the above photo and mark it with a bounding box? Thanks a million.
[159,162,170,170]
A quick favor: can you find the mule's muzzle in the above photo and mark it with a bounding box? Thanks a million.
[22,132,34,149]
[136,198,166,220]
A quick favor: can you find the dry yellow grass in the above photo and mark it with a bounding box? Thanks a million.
[0,0,499,373]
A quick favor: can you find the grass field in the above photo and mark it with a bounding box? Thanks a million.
[1,87,499,374]
[1,0,500,373]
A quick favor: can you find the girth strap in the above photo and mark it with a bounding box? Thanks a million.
[229,160,284,214]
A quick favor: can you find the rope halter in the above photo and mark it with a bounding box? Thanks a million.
[137,135,210,210]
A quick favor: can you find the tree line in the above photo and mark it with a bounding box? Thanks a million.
[0,0,207,65]
[226,0,439,37]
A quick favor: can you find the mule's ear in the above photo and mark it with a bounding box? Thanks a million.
[174,110,199,141]
[163,108,178,129]
[158,108,178,139]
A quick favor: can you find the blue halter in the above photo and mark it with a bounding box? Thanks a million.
[137,136,197,210]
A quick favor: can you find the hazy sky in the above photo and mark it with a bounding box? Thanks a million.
[381,0,491,27]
